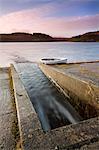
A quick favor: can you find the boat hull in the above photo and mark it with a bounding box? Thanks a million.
[40,58,67,65]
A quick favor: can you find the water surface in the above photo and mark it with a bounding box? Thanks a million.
[0,42,99,66]
[15,63,82,132]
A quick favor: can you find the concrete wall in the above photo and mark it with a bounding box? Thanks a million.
[39,64,99,119]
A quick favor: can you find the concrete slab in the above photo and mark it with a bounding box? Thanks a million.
[79,141,99,150]
[14,116,99,150]
[0,114,16,150]
[52,62,99,86]
[0,68,17,150]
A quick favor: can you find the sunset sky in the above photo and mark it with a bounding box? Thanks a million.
[0,0,99,37]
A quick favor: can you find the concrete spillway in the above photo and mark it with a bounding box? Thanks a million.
[0,62,99,149]
[15,63,82,132]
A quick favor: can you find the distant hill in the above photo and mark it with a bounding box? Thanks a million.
[68,31,99,42]
[0,31,99,42]
[32,33,53,41]
[0,32,54,42]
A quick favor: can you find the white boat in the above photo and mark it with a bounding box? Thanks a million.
[40,58,67,65]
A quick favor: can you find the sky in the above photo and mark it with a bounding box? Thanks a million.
[0,0,99,37]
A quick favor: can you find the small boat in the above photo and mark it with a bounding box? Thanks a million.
[40,58,67,65]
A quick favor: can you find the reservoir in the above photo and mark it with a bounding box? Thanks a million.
[0,42,99,66]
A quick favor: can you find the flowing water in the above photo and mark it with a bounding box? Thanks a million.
[0,42,99,66]
[15,63,82,132]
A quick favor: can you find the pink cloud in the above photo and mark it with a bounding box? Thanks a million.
[0,6,99,37]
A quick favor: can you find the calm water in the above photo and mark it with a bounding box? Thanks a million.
[0,42,99,66]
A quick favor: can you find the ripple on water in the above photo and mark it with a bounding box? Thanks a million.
[15,63,82,132]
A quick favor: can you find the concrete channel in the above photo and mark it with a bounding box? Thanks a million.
[13,63,82,132]
[0,61,99,149]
